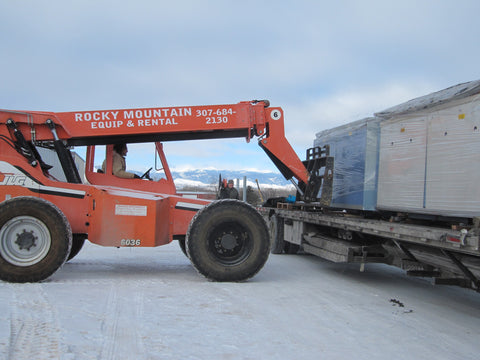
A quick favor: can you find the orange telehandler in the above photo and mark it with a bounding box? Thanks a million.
[0,100,320,283]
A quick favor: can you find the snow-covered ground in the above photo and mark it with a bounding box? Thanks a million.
[1,241,479,360]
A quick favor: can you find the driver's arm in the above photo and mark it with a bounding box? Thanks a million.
[112,152,136,179]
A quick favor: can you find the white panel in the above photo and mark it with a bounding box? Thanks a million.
[377,116,427,211]
[425,98,480,216]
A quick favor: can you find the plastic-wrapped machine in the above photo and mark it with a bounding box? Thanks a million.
[375,80,480,218]
[314,117,380,211]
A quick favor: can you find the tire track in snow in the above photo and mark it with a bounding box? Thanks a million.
[99,284,146,360]
[8,284,62,360]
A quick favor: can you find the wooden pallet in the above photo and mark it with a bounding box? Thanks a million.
[276,202,323,211]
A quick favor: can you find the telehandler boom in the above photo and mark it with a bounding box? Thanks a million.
[0,100,314,282]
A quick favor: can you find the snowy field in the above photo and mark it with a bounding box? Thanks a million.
[0,241,479,360]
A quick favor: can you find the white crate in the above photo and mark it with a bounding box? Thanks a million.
[376,81,480,218]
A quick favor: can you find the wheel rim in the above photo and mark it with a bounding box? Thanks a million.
[0,216,51,267]
[208,221,253,265]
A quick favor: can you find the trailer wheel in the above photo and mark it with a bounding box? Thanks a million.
[0,197,72,283]
[270,215,285,254]
[186,200,270,282]
[284,242,300,254]
[67,234,86,261]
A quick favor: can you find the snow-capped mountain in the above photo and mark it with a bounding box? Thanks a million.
[153,168,294,190]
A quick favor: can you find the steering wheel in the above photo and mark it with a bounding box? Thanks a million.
[140,167,153,180]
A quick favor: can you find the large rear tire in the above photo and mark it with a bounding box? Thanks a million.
[67,234,86,261]
[0,197,72,283]
[186,199,270,282]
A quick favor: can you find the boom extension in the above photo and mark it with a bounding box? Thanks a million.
[0,100,314,196]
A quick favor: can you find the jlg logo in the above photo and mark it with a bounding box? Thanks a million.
[0,174,27,186]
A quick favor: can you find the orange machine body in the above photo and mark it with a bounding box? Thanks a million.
[0,101,309,249]
[0,148,206,247]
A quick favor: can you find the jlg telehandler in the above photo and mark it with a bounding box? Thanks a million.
[0,100,317,282]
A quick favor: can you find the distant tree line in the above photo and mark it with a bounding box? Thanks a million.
[179,181,295,206]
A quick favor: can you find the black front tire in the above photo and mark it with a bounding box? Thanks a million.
[0,197,72,283]
[177,236,187,257]
[186,200,270,282]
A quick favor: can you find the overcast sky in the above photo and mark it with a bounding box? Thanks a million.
[1,1,479,174]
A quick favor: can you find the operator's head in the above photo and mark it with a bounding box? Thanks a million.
[113,143,128,156]
[228,179,234,187]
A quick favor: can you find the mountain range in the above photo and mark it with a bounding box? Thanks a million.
[153,168,293,190]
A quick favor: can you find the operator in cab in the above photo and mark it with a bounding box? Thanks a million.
[102,143,140,179]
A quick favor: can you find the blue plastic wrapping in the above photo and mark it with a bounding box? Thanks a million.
[314,117,380,211]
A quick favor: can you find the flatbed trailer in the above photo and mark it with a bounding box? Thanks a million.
[260,80,480,291]
[262,203,480,291]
